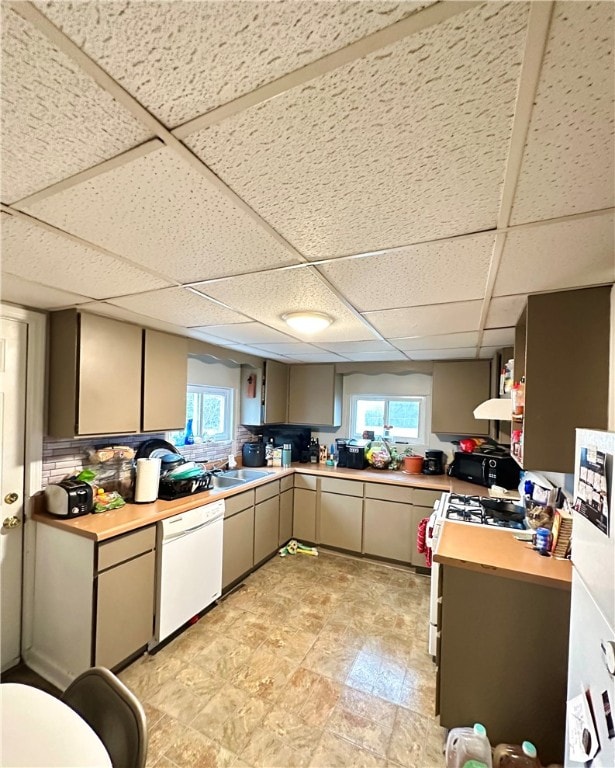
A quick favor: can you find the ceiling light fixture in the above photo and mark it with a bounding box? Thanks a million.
[282,311,333,334]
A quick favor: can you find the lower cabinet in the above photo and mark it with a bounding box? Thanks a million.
[254,495,280,564]
[279,488,293,546]
[363,499,414,563]
[320,492,363,552]
[222,507,255,589]
[293,488,317,542]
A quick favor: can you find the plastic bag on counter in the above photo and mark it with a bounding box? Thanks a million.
[93,489,126,514]
[366,440,391,469]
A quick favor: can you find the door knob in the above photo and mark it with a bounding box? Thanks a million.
[2,516,20,529]
[4,492,18,504]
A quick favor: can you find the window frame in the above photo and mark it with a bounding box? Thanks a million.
[169,384,234,444]
[349,394,427,445]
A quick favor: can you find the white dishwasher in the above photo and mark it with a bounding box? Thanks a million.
[152,499,224,647]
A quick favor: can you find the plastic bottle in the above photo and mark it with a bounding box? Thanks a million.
[282,444,292,468]
[445,723,493,768]
[493,741,541,768]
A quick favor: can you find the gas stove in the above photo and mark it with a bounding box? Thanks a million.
[445,493,527,530]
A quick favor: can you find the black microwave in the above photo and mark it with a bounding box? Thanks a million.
[447,450,520,490]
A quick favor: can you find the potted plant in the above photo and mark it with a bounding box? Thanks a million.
[403,446,424,474]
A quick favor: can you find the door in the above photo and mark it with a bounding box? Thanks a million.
[0,317,27,671]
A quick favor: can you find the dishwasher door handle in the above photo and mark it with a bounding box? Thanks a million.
[163,515,222,543]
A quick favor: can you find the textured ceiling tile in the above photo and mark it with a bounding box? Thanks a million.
[187,2,529,258]
[364,300,483,338]
[283,353,349,363]
[494,212,615,297]
[406,347,477,360]
[108,288,248,327]
[252,342,324,355]
[37,1,431,127]
[1,5,151,203]
[485,294,526,328]
[317,340,396,354]
[22,149,300,282]
[478,346,502,359]
[392,331,479,351]
[0,273,90,309]
[511,2,615,224]
[193,322,298,344]
[342,351,408,361]
[194,268,380,342]
[482,328,515,347]
[319,234,494,311]
[1,215,170,299]
[78,301,197,336]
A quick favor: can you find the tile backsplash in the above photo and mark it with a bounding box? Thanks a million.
[41,425,259,489]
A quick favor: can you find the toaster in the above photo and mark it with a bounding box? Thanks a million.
[45,479,94,517]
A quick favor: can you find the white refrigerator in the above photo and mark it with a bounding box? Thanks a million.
[565,429,615,767]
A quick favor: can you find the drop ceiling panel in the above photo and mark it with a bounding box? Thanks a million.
[1,215,170,299]
[482,328,515,347]
[494,212,615,296]
[406,347,477,360]
[21,148,300,283]
[0,273,90,309]
[392,331,479,351]
[193,323,298,345]
[187,2,529,259]
[251,342,327,356]
[283,353,349,363]
[1,5,151,204]
[511,2,615,224]
[342,351,408,361]
[108,288,248,327]
[38,1,431,127]
[319,234,494,311]
[485,295,526,329]
[317,340,397,354]
[194,268,379,342]
[364,300,483,339]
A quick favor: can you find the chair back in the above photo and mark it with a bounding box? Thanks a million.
[61,667,147,768]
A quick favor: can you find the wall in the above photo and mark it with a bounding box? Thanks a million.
[41,355,258,488]
[311,371,456,462]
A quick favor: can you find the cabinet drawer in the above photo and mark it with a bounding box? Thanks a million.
[320,477,363,497]
[280,475,293,493]
[412,488,444,508]
[364,482,412,504]
[294,474,318,491]
[224,489,255,518]
[255,480,280,503]
[98,526,156,572]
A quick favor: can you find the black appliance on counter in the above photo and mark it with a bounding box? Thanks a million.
[242,442,267,467]
[337,439,369,470]
[423,449,445,475]
[447,450,520,490]
[261,426,311,463]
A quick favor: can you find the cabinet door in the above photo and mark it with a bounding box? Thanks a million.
[279,488,293,546]
[142,329,188,432]
[363,499,413,563]
[293,488,316,542]
[320,492,362,552]
[287,365,341,426]
[254,495,280,564]
[223,508,255,589]
[263,360,288,424]
[431,360,491,435]
[95,550,155,669]
[78,313,142,435]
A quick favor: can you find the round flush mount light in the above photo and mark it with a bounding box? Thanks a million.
[282,311,333,334]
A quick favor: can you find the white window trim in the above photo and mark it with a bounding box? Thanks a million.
[169,384,234,444]
[349,394,427,445]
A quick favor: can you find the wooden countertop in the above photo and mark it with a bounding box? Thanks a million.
[434,521,572,591]
[31,464,479,542]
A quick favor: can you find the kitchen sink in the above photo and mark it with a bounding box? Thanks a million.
[209,475,247,491]
[220,469,273,481]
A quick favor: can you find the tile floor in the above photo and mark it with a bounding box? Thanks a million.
[120,550,447,768]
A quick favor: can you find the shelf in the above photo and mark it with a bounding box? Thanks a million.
[511,452,524,469]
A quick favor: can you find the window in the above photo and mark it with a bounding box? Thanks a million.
[350,395,426,443]
[169,385,234,445]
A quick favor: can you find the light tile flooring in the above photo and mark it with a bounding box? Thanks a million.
[120,551,447,768]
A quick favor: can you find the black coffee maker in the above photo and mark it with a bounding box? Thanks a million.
[423,449,445,475]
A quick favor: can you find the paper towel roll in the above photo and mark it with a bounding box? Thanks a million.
[134,458,161,503]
